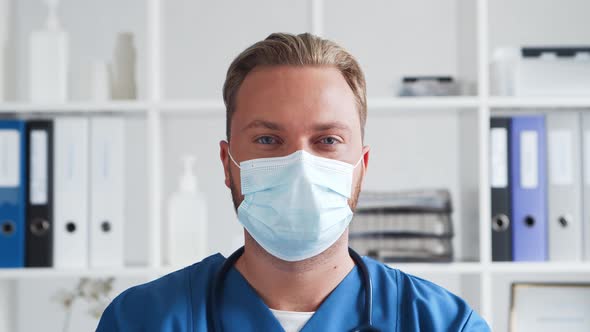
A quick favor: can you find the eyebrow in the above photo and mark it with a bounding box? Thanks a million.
[242,119,351,133]
[312,122,351,133]
[242,119,284,131]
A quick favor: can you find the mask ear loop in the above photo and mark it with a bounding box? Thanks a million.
[353,154,364,168]
[228,150,242,169]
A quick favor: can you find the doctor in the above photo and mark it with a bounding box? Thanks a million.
[97,32,490,332]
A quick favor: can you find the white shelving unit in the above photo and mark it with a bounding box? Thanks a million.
[1,0,590,331]
[489,97,590,109]
[0,101,149,113]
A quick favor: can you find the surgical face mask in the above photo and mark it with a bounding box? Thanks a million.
[229,149,363,262]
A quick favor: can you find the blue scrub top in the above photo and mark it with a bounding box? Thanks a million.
[97,254,490,331]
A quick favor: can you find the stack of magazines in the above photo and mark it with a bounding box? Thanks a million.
[349,189,454,262]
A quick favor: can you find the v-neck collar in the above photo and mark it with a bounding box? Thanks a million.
[220,261,362,331]
[299,264,364,331]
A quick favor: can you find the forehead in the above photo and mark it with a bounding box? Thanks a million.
[232,65,359,129]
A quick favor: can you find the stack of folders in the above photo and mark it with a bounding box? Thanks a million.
[0,117,125,269]
[349,189,454,262]
[490,112,590,262]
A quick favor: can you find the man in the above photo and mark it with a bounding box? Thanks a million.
[97,32,490,331]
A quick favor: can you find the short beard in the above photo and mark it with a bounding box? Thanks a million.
[228,166,243,211]
[348,180,362,213]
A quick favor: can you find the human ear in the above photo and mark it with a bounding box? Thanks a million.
[219,140,231,189]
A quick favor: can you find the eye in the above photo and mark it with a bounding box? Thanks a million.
[255,136,279,145]
[318,136,341,145]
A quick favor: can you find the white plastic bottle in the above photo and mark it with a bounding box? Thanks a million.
[166,155,208,266]
[29,0,69,102]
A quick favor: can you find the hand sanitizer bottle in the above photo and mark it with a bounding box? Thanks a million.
[29,0,69,102]
[166,155,208,266]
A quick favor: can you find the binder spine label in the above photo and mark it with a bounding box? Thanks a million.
[0,130,20,186]
[491,127,508,188]
[30,130,48,204]
[549,130,573,185]
[520,131,539,189]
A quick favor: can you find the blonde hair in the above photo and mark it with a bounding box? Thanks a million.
[222,32,367,140]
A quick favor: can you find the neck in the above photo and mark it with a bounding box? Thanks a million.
[235,230,354,312]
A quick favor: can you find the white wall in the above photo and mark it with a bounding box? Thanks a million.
[162,0,311,100]
[489,0,590,53]
[161,0,478,99]
[323,0,461,96]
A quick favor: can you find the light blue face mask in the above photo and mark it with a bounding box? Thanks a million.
[229,149,363,262]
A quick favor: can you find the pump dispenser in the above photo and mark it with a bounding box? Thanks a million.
[166,155,207,266]
[180,156,197,192]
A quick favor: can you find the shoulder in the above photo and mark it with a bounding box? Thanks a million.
[96,254,225,332]
[362,257,490,331]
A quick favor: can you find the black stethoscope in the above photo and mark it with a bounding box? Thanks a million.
[207,246,381,332]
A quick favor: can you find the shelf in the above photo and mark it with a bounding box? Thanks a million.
[489,262,590,274]
[389,262,482,274]
[159,100,225,113]
[368,97,479,110]
[489,97,590,109]
[384,262,590,275]
[0,266,172,279]
[0,101,150,113]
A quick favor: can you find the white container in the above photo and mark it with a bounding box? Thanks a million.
[491,46,590,97]
[490,47,519,96]
[91,60,110,101]
[166,155,208,266]
[29,0,68,102]
[515,50,590,96]
[110,32,137,100]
